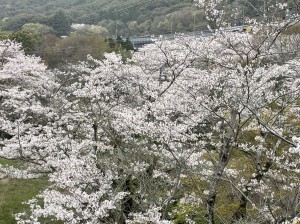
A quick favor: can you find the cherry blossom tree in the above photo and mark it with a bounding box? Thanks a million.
[1,1,300,223]
[8,28,300,224]
[121,31,300,223]
[9,52,173,223]
[0,40,57,178]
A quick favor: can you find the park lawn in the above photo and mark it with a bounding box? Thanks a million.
[0,178,48,224]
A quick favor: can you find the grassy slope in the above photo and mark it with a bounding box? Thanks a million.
[0,178,48,224]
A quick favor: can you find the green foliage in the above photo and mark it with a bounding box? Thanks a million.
[3,33,133,68]
[106,36,134,61]
[0,31,9,40]
[1,14,42,32]
[40,34,109,68]
[45,10,72,36]
[117,36,134,51]
[8,30,40,54]
[22,23,54,35]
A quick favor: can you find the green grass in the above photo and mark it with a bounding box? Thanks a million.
[0,178,48,224]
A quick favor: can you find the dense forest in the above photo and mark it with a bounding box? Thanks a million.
[0,0,291,37]
[0,0,205,36]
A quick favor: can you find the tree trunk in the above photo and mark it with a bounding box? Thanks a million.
[207,110,237,223]
[206,140,232,224]
[232,191,249,220]
[93,122,98,151]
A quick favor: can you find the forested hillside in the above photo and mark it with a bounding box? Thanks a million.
[0,0,206,36]
[0,0,295,36]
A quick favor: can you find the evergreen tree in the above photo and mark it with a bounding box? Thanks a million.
[45,10,72,36]
[8,30,40,54]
